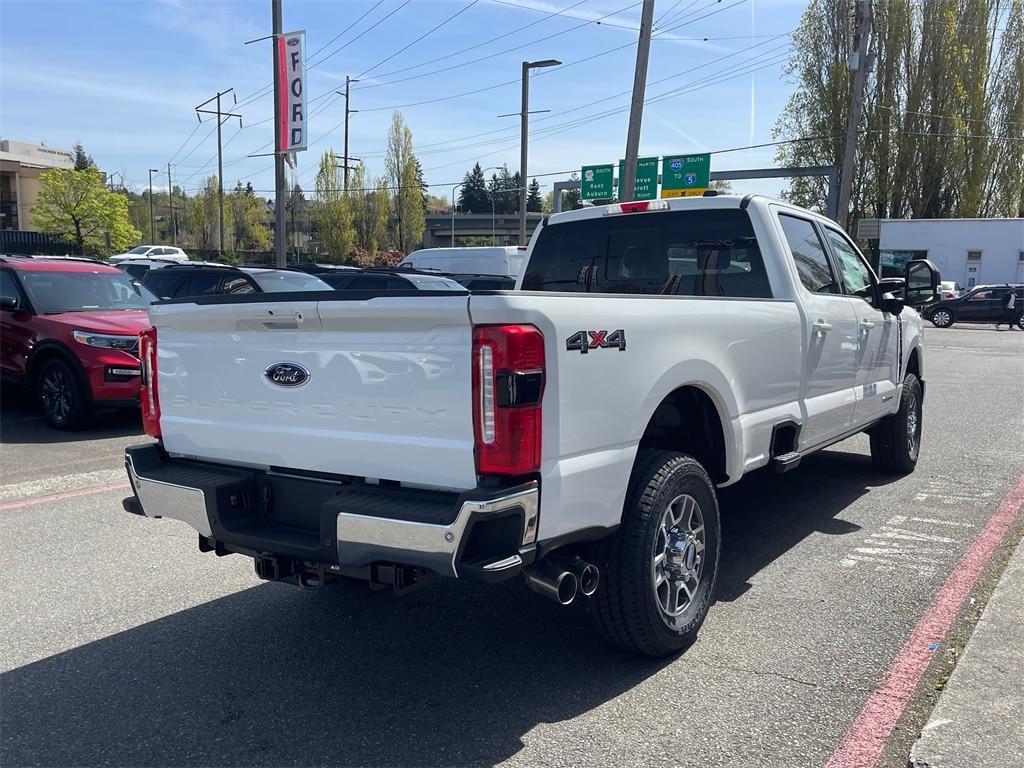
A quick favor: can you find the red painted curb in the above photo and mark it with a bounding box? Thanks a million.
[825,473,1024,768]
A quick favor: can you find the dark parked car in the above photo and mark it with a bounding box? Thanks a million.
[923,284,1024,329]
[1,256,155,428]
[142,264,330,299]
[319,269,465,292]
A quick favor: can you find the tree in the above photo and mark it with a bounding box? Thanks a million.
[774,0,1024,225]
[313,149,353,261]
[184,175,228,251]
[71,142,95,171]
[31,167,140,255]
[286,177,307,256]
[227,181,271,252]
[349,162,391,262]
[384,112,425,254]
[527,178,542,212]
[709,179,733,193]
[457,162,489,213]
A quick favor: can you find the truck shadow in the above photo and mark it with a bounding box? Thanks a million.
[1,445,894,767]
[716,444,894,601]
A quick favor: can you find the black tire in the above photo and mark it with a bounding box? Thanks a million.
[929,308,954,328]
[869,373,923,475]
[590,450,721,657]
[1016,314,1024,331]
[36,358,88,430]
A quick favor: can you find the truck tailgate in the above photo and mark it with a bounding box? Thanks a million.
[151,295,478,490]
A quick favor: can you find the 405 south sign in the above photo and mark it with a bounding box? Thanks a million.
[276,30,307,153]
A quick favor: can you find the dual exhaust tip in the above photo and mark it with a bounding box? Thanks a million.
[526,556,600,605]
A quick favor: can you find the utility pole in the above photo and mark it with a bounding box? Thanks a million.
[196,88,242,254]
[167,163,177,246]
[148,168,159,243]
[837,0,872,229]
[622,0,656,203]
[337,76,359,192]
[516,58,560,246]
[272,0,287,267]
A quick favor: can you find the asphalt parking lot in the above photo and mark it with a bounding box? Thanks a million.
[2,325,1022,768]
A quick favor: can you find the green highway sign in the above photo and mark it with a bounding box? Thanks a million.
[580,164,614,200]
[661,153,711,198]
[617,156,659,200]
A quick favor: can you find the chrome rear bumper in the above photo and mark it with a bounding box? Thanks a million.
[123,444,538,579]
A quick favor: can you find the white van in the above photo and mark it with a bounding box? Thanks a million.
[399,246,527,278]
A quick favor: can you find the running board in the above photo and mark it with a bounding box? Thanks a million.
[772,451,802,473]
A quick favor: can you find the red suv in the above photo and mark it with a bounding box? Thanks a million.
[0,256,155,429]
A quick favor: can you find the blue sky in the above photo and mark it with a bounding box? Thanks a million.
[0,0,808,201]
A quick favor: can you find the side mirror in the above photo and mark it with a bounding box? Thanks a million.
[903,258,940,306]
[0,296,19,311]
[880,291,905,315]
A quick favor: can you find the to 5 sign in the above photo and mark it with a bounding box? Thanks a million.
[566,329,627,354]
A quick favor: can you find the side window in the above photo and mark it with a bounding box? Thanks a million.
[179,272,225,296]
[778,215,839,294]
[141,271,178,299]
[347,274,389,290]
[823,227,873,300]
[967,290,994,302]
[386,277,415,290]
[222,277,256,294]
[122,264,150,280]
[1,270,23,302]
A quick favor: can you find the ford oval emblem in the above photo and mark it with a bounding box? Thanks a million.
[265,362,309,387]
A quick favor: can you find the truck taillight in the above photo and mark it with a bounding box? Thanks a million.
[139,327,161,439]
[472,325,544,476]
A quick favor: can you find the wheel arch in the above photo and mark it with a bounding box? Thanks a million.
[27,341,90,393]
[636,383,732,485]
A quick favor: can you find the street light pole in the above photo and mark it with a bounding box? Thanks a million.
[148,168,159,243]
[518,58,560,246]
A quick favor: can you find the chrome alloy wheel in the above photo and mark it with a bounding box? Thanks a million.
[652,494,705,624]
[906,389,921,461]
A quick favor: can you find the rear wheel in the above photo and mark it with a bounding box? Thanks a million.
[36,358,88,430]
[590,450,720,657]
[930,308,954,328]
[869,373,922,475]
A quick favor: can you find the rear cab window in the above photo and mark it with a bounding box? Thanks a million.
[522,208,773,298]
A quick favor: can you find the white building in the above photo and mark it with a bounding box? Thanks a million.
[878,218,1024,288]
[0,139,75,232]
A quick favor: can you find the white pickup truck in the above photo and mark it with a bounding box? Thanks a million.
[122,195,939,656]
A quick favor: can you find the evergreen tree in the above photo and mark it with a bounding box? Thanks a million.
[527,178,542,212]
[458,163,489,213]
[71,142,95,171]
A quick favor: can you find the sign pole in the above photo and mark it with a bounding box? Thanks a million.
[272,0,287,267]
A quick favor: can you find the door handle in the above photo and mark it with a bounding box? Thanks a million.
[859,319,876,330]
[813,319,833,335]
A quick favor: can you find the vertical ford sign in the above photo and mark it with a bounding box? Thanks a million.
[276,30,307,153]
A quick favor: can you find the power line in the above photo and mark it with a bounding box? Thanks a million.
[167,122,202,164]
[355,0,482,79]
[307,0,388,60]
[354,0,643,91]
[362,0,588,83]
[308,0,415,70]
